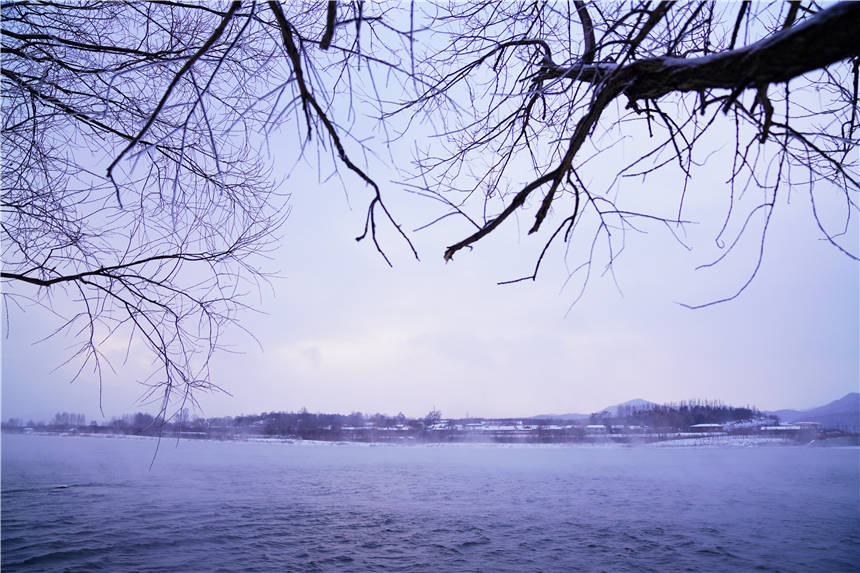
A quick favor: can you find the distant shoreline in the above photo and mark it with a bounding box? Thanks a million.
[5,428,858,448]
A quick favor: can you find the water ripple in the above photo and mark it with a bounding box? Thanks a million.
[2,436,858,573]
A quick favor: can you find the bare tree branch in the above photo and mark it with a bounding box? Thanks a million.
[3,0,857,415]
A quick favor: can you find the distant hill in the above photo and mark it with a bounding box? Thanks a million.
[539,394,859,430]
[536,398,657,421]
[612,398,658,413]
[766,393,859,431]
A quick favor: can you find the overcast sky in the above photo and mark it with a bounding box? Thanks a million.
[2,5,858,423]
[3,135,857,423]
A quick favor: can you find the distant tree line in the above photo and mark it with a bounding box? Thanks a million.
[589,400,775,429]
[51,411,86,427]
[5,412,89,429]
[2,408,442,440]
[2,401,817,443]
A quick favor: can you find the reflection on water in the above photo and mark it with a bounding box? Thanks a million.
[2,434,858,572]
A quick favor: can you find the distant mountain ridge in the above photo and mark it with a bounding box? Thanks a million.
[537,398,658,421]
[765,392,859,431]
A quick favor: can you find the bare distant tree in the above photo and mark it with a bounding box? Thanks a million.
[2,1,857,412]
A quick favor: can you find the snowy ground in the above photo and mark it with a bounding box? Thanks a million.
[648,434,803,448]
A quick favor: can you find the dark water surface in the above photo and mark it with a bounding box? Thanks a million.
[2,434,858,572]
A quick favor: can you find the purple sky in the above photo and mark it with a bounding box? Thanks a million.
[3,141,857,422]
[2,3,858,423]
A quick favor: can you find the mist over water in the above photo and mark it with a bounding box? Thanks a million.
[2,434,858,572]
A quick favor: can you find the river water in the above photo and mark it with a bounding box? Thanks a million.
[2,434,858,572]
